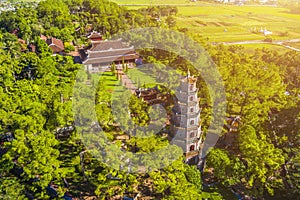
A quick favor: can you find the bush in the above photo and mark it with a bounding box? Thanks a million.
[279,31,289,37]
[64,42,75,53]
[264,37,273,42]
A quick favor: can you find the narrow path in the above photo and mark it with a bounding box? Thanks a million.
[280,44,300,52]
[215,38,300,45]
[120,71,137,93]
[214,38,300,52]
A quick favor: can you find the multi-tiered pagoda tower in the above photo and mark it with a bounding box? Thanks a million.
[170,72,202,161]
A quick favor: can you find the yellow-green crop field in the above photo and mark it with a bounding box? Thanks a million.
[118,2,300,46]
[176,5,300,42]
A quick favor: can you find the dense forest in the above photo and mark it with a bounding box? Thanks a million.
[0,0,299,199]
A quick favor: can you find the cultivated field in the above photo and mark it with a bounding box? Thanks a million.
[112,0,300,44]
[176,5,300,42]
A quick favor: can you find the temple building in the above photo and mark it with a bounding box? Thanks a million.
[170,72,202,161]
[136,87,160,102]
[41,35,64,54]
[135,86,168,105]
[83,32,139,73]
[87,31,102,42]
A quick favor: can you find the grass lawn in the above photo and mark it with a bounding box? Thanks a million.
[126,67,158,88]
[92,71,125,98]
[90,68,158,100]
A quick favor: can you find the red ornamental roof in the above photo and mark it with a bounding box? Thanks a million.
[181,76,197,84]
[40,35,65,53]
[46,38,64,53]
[11,29,18,35]
[88,31,102,41]
[40,35,47,41]
[18,39,26,44]
[28,44,36,52]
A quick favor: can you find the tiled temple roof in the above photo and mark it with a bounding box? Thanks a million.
[83,39,139,65]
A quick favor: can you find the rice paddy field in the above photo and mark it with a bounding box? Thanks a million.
[112,0,300,48]
[120,1,300,52]
[175,5,300,42]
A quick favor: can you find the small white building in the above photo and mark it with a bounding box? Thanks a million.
[263,30,273,36]
[259,27,272,36]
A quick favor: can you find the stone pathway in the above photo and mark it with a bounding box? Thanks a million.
[120,71,137,93]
